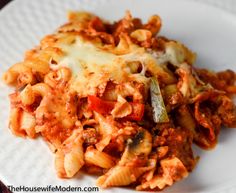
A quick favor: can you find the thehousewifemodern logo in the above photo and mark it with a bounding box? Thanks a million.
[7,185,99,192]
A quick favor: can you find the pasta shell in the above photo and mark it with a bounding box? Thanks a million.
[55,129,85,178]
[97,166,149,188]
[85,147,115,169]
[55,150,66,178]
[64,147,84,178]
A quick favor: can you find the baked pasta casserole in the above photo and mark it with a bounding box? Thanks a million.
[2,11,236,191]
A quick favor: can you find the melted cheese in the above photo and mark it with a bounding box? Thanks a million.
[55,36,192,97]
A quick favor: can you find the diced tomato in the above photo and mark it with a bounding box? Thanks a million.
[87,95,144,121]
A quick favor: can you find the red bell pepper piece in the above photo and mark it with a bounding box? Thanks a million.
[87,95,115,114]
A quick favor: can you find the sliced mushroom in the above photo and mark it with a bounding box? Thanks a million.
[119,129,152,165]
[96,129,153,188]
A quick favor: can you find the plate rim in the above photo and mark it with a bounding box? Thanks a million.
[0,0,236,193]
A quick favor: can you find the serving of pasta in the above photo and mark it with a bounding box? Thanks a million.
[2,11,236,191]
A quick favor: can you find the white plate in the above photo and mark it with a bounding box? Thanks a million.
[0,0,236,192]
